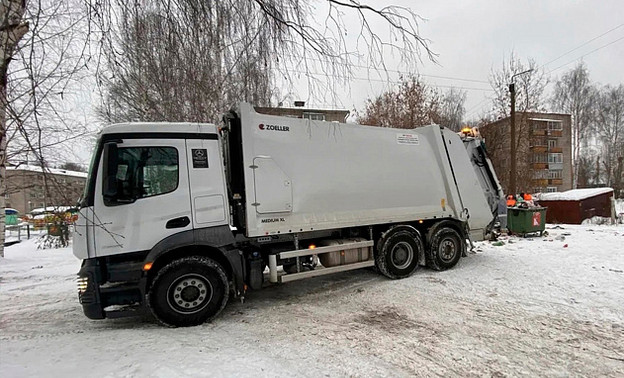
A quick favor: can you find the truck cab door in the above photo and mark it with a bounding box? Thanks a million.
[185,138,229,227]
[93,138,192,257]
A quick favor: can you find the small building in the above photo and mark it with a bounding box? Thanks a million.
[5,165,87,214]
[536,188,614,224]
[255,101,349,123]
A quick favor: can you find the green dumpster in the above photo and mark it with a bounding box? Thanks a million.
[507,207,547,237]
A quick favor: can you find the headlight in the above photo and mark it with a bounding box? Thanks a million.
[77,277,89,294]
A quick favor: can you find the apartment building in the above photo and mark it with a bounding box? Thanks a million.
[480,112,572,194]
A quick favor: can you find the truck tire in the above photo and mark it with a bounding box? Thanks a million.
[427,226,464,271]
[147,256,229,327]
[376,226,423,279]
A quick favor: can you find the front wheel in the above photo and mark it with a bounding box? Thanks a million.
[147,256,229,327]
[427,226,464,271]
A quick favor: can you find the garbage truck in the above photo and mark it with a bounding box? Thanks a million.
[73,103,503,327]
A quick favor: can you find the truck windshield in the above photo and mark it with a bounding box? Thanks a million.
[78,138,101,208]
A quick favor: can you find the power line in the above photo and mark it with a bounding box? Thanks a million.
[277,67,494,92]
[548,35,624,73]
[542,23,624,68]
[284,54,490,84]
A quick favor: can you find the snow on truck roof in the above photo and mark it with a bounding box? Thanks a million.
[537,187,613,201]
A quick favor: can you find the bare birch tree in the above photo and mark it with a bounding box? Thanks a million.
[437,87,467,131]
[489,53,548,118]
[595,84,624,196]
[1,0,28,258]
[551,62,596,189]
[1,0,90,255]
[86,0,435,123]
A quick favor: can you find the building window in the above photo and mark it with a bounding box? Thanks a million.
[548,153,563,164]
[303,112,326,121]
[548,139,557,148]
[547,121,562,131]
[533,170,548,179]
[548,170,563,179]
[533,154,548,163]
[546,187,558,193]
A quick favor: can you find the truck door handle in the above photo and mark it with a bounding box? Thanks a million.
[166,216,190,229]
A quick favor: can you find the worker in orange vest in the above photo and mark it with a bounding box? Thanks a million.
[523,193,532,201]
[506,195,516,207]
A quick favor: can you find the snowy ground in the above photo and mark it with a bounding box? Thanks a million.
[1,224,623,377]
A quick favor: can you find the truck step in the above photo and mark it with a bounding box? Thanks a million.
[278,260,375,283]
[103,304,145,319]
[268,240,375,283]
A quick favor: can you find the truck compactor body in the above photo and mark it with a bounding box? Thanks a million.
[74,102,503,326]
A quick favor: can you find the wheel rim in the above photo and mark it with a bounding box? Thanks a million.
[166,273,213,314]
[438,237,458,263]
[391,241,414,270]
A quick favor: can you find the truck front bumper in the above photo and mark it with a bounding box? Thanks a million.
[77,258,146,319]
[77,259,105,319]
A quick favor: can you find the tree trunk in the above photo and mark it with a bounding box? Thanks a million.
[1,0,29,258]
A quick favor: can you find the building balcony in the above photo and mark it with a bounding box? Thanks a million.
[549,179,563,185]
[549,147,563,153]
[533,163,548,169]
[532,179,549,186]
[547,130,563,137]
[532,130,546,136]
[530,146,548,153]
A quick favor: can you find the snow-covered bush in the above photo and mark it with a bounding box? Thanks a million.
[36,235,68,249]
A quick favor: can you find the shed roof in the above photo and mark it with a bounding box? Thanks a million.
[537,187,613,201]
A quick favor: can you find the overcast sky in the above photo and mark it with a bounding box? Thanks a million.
[293,0,624,120]
[68,1,623,165]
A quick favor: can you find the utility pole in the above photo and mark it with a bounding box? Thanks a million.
[509,82,517,196]
[508,69,533,196]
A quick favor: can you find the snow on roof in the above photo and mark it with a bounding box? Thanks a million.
[6,165,87,179]
[537,187,613,201]
[529,118,562,122]
[30,206,75,214]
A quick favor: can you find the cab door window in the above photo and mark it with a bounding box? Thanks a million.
[103,146,178,205]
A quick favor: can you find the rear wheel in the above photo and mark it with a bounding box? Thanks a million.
[427,226,464,271]
[376,226,423,279]
[148,256,229,327]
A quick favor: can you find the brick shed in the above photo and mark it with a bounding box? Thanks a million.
[536,188,614,224]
